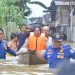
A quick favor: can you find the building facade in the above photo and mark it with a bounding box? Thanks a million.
[55,0,75,41]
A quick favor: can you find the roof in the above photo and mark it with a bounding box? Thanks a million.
[55,1,75,6]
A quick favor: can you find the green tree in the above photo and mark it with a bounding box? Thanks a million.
[0,0,31,27]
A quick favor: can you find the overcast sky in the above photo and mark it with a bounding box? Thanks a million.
[28,0,52,17]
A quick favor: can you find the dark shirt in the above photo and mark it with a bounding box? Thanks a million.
[17,32,29,50]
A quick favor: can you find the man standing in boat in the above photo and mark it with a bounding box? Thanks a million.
[44,32,75,68]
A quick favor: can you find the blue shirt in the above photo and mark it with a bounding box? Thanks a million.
[44,45,75,68]
[0,40,16,59]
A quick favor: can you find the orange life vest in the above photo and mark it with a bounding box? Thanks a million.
[28,35,46,51]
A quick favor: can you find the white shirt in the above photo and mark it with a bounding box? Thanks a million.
[41,33,52,48]
[46,37,52,48]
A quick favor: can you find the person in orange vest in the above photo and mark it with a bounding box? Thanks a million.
[8,33,18,51]
[28,27,46,50]
[28,26,46,59]
[19,26,46,59]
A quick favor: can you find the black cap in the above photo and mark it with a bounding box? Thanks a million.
[52,33,62,41]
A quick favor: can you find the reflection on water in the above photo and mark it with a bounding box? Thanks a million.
[0,59,55,75]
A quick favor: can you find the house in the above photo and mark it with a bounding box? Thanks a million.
[55,0,75,41]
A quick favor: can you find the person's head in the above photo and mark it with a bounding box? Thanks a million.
[0,28,4,41]
[52,33,62,48]
[10,33,18,42]
[34,26,41,37]
[42,26,49,37]
[19,24,28,33]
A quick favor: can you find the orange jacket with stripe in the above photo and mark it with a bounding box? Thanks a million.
[28,35,46,51]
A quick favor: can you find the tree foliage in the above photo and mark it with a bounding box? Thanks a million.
[0,0,31,27]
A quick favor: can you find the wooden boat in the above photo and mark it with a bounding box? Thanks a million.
[18,51,47,65]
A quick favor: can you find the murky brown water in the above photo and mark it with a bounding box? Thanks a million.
[0,41,74,75]
[0,55,57,75]
[0,60,56,75]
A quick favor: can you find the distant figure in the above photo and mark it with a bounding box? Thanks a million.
[56,62,75,75]
[8,33,18,51]
[28,27,46,51]
[44,32,75,68]
[62,33,67,40]
[17,24,29,51]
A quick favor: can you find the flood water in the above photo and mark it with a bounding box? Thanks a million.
[64,41,75,48]
[0,53,56,75]
[0,60,56,75]
[0,41,75,75]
